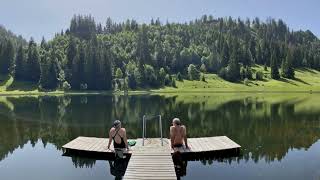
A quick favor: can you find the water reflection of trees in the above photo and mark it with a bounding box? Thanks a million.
[0,95,320,164]
[71,156,96,168]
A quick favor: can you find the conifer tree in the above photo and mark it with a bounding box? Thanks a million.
[25,38,41,82]
[270,52,280,79]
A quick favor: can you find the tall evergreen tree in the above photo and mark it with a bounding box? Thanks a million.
[136,24,151,65]
[227,52,240,82]
[270,51,280,79]
[281,49,295,79]
[25,38,41,82]
[39,52,58,89]
[0,39,15,75]
[65,36,77,83]
[15,45,25,80]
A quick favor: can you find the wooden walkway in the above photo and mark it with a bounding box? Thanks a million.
[123,144,176,180]
[62,136,240,179]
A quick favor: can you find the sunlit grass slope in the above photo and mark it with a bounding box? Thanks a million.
[156,65,320,93]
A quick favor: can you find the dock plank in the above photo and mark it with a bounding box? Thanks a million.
[123,147,176,180]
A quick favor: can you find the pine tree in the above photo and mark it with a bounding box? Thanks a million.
[281,49,295,79]
[66,36,77,82]
[136,24,151,65]
[159,68,166,86]
[187,64,200,80]
[0,39,14,75]
[15,45,25,80]
[39,53,58,90]
[227,51,240,82]
[270,52,280,79]
[115,68,123,79]
[25,38,41,82]
[101,49,113,90]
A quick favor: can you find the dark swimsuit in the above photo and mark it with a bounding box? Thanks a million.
[113,128,126,149]
[173,144,183,148]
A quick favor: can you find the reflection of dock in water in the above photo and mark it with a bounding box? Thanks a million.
[63,136,241,179]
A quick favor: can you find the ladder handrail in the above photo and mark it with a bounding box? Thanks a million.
[142,115,163,146]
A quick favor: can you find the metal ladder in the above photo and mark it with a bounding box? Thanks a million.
[142,115,163,146]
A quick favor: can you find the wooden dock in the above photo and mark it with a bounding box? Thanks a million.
[62,136,240,155]
[62,136,240,179]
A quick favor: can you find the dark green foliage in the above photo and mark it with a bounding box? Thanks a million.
[158,68,166,86]
[66,36,77,82]
[115,68,123,79]
[281,49,295,79]
[188,64,200,80]
[39,52,59,90]
[136,24,151,65]
[25,38,40,82]
[15,45,25,80]
[218,68,228,79]
[270,52,280,79]
[245,67,253,79]
[127,74,137,89]
[256,71,264,80]
[164,74,171,86]
[200,64,207,73]
[70,15,96,40]
[176,72,183,81]
[201,73,206,82]
[0,38,14,75]
[172,78,177,87]
[240,67,246,80]
[144,65,157,86]
[133,66,143,87]
[2,15,320,91]
[225,52,240,82]
[264,63,268,71]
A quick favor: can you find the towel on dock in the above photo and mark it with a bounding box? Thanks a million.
[128,140,136,146]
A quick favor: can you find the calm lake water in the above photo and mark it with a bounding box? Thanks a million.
[0,94,320,180]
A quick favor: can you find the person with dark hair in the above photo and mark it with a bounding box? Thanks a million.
[170,118,189,149]
[107,120,129,151]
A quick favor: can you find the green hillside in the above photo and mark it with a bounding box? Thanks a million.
[1,65,320,95]
[156,65,320,93]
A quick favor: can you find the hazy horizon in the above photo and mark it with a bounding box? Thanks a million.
[1,0,319,42]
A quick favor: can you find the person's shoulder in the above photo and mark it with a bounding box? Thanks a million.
[109,127,115,132]
[181,125,186,129]
[170,126,175,130]
[121,127,126,132]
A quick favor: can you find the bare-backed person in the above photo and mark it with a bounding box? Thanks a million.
[170,118,189,149]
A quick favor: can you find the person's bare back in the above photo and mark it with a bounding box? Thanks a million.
[170,118,189,149]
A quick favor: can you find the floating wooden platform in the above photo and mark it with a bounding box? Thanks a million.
[62,136,240,180]
[62,136,240,155]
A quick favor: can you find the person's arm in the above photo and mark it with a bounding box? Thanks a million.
[107,129,113,149]
[183,126,189,149]
[170,126,175,149]
[123,128,129,150]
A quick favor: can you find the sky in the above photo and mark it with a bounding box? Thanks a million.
[0,0,319,42]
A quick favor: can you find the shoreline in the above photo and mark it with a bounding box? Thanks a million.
[0,89,319,97]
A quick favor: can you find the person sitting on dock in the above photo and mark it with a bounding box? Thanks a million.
[170,118,189,149]
[107,120,129,152]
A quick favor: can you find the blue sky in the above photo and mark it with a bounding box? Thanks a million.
[0,0,319,42]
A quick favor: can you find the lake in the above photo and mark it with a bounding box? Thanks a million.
[0,93,320,180]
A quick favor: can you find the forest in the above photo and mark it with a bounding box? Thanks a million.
[0,15,319,91]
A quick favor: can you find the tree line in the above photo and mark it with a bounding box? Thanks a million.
[0,15,319,91]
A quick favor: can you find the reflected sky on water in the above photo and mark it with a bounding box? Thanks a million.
[0,94,320,180]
